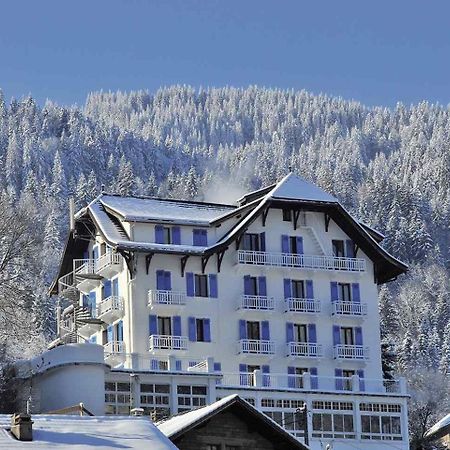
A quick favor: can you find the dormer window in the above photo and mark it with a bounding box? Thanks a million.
[241,233,266,252]
[332,239,355,258]
[155,226,181,245]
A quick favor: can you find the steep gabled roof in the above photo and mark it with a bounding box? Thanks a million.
[157,395,308,449]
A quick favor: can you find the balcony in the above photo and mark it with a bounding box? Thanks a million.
[104,341,125,367]
[333,344,369,360]
[285,297,321,314]
[332,301,368,317]
[73,259,102,294]
[58,272,78,300]
[149,335,188,352]
[97,296,124,323]
[237,250,366,272]
[238,339,275,355]
[287,341,323,358]
[96,252,122,278]
[148,290,186,311]
[238,295,275,312]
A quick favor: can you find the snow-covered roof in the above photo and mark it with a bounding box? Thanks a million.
[100,194,235,225]
[157,394,308,449]
[0,415,177,449]
[425,413,450,439]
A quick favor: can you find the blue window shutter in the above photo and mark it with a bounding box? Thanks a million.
[239,364,247,372]
[355,327,363,345]
[188,317,196,341]
[281,235,289,253]
[259,232,266,251]
[83,250,89,260]
[308,324,317,343]
[201,230,207,246]
[244,276,252,295]
[173,316,182,337]
[286,322,294,343]
[112,278,119,296]
[296,236,304,254]
[239,364,248,385]
[117,320,123,341]
[357,369,365,391]
[335,368,343,390]
[283,279,292,299]
[310,367,318,389]
[193,229,200,246]
[262,365,270,387]
[288,366,296,388]
[89,336,97,344]
[258,277,267,296]
[151,359,159,370]
[352,283,360,303]
[213,362,221,372]
[239,320,247,339]
[203,319,211,342]
[346,239,355,258]
[330,282,338,302]
[164,271,172,290]
[209,274,218,298]
[186,273,194,296]
[103,280,112,299]
[333,325,341,345]
[172,227,181,245]
[149,315,158,335]
[175,360,182,371]
[306,280,314,298]
[155,225,164,244]
[93,247,99,260]
[261,321,270,340]
[156,270,165,290]
[89,291,96,309]
[82,294,89,307]
[107,325,113,342]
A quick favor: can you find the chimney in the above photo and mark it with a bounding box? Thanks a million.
[10,413,33,441]
[130,407,144,417]
[69,197,75,231]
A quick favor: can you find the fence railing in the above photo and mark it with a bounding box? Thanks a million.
[238,339,275,355]
[287,342,323,358]
[96,252,121,273]
[239,295,275,311]
[332,301,368,316]
[333,344,369,360]
[149,335,188,351]
[104,341,124,354]
[73,259,96,276]
[285,297,321,313]
[97,296,124,317]
[148,290,186,307]
[237,250,366,272]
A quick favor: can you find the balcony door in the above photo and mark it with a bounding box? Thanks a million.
[332,240,345,257]
[338,283,351,302]
[158,317,172,336]
[341,327,354,345]
[247,321,260,340]
[294,324,308,343]
[242,233,260,251]
[291,280,305,298]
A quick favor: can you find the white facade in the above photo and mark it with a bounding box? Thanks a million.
[49,174,410,449]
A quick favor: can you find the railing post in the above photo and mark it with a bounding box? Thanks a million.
[206,357,214,373]
[168,355,177,372]
[399,377,407,394]
[254,369,263,387]
[303,372,311,390]
[352,374,360,392]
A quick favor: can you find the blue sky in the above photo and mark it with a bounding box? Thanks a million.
[1,0,450,107]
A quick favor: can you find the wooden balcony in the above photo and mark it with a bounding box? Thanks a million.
[333,344,369,360]
[97,296,124,323]
[237,250,366,272]
[332,301,368,317]
[238,339,275,355]
[149,335,188,352]
[287,342,323,358]
[285,297,321,314]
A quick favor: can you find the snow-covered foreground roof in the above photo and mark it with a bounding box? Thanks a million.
[425,412,450,439]
[0,415,177,449]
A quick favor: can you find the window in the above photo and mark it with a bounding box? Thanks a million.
[294,324,308,343]
[155,226,180,245]
[139,383,170,419]
[242,233,260,251]
[193,229,207,246]
[312,412,355,439]
[341,327,354,345]
[342,370,355,391]
[332,240,345,257]
[247,364,260,373]
[338,283,351,302]
[289,236,300,254]
[246,277,258,295]
[195,274,208,297]
[291,280,305,298]
[226,446,240,450]
[282,209,292,221]
[104,382,131,415]
[177,385,207,412]
[292,367,309,389]
[361,415,402,440]
[206,446,220,450]
[158,317,172,336]
[196,319,205,342]
[162,227,171,244]
[247,321,260,340]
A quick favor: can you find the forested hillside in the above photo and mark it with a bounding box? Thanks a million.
[0,86,449,439]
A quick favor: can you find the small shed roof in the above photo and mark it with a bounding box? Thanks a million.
[425,413,450,440]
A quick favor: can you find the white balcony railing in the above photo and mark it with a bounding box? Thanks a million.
[287,342,323,358]
[58,272,75,294]
[239,295,275,311]
[73,259,96,276]
[333,344,369,360]
[148,290,186,307]
[97,296,124,320]
[149,335,188,351]
[104,341,124,354]
[332,301,368,316]
[285,297,321,313]
[96,252,121,274]
[237,250,366,272]
[238,339,275,355]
